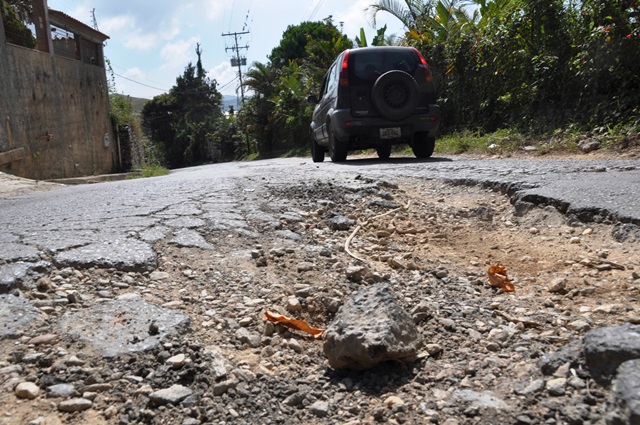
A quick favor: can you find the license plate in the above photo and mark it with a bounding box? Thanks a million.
[380,127,401,139]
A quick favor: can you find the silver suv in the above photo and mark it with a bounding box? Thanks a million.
[308,46,441,162]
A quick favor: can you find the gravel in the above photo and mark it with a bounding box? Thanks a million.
[1,175,639,424]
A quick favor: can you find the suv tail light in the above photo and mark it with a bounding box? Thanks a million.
[412,47,433,83]
[339,51,350,86]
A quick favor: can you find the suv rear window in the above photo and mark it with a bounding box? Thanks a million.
[351,50,419,82]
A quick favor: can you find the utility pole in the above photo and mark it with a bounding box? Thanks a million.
[222,31,249,105]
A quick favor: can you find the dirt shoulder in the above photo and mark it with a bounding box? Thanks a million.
[0,172,66,199]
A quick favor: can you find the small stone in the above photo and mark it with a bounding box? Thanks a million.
[67,292,81,304]
[150,271,170,281]
[82,392,97,401]
[27,333,60,345]
[15,382,40,399]
[548,277,567,293]
[82,383,111,392]
[309,400,330,417]
[425,344,443,356]
[567,320,591,332]
[58,398,93,412]
[65,356,85,366]
[46,384,77,398]
[516,379,545,396]
[488,328,509,343]
[435,269,449,279]
[212,380,238,396]
[388,257,406,269]
[529,227,540,235]
[288,339,304,353]
[297,262,313,272]
[546,378,567,396]
[149,385,193,405]
[568,376,586,389]
[384,396,405,412]
[238,317,253,327]
[235,328,262,348]
[286,297,302,313]
[166,353,188,369]
[569,237,581,244]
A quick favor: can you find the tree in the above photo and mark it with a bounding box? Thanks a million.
[355,25,389,47]
[142,44,224,168]
[269,18,349,65]
[240,18,353,157]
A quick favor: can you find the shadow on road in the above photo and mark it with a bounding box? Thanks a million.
[329,156,454,166]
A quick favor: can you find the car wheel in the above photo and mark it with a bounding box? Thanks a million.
[412,133,435,158]
[376,144,391,160]
[329,127,348,162]
[371,71,419,121]
[311,134,325,163]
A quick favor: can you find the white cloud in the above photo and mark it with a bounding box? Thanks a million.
[100,15,135,33]
[191,0,233,22]
[124,67,144,78]
[124,32,159,51]
[208,61,240,95]
[160,36,201,70]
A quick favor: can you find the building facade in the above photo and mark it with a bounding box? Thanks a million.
[0,0,116,180]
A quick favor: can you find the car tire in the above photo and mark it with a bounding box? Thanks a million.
[376,144,391,160]
[371,71,419,121]
[412,133,435,158]
[311,134,325,163]
[329,127,348,162]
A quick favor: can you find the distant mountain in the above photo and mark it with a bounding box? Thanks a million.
[222,95,240,113]
[111,94,149,115]
[129,96,149,114]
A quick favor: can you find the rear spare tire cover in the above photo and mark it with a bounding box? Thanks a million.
[371,70,419,121]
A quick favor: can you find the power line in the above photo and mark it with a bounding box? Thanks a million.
[113,72,169,91]
[111,63,169,88]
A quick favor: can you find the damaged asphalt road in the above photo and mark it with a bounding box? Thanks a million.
[1,153,640,424]
[1,156,639,276]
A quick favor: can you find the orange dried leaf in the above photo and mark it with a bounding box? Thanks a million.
[263,311,324,338]
[488,265,515,292]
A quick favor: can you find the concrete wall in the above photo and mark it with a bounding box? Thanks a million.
[0,25,115,180]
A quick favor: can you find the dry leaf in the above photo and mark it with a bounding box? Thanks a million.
[488,265,515,292]
[263,311,324,338]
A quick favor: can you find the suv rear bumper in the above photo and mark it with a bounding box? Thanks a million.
[331,105,441,142]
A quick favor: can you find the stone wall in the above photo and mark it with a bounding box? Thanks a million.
[0,25,115,180]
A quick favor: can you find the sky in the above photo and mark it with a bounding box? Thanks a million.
[46,0,405,101]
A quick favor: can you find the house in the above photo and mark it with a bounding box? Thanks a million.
[0,0,116,180]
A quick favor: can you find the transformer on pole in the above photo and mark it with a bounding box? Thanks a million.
[222,31,249,105]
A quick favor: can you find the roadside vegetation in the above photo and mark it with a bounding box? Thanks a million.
[129,0,639,167]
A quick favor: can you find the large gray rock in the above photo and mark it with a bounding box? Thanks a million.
[323,283,422,370]
[607,359,640,425]
[584,323,640,384]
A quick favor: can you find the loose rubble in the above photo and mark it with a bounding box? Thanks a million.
[1,175,640,424]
